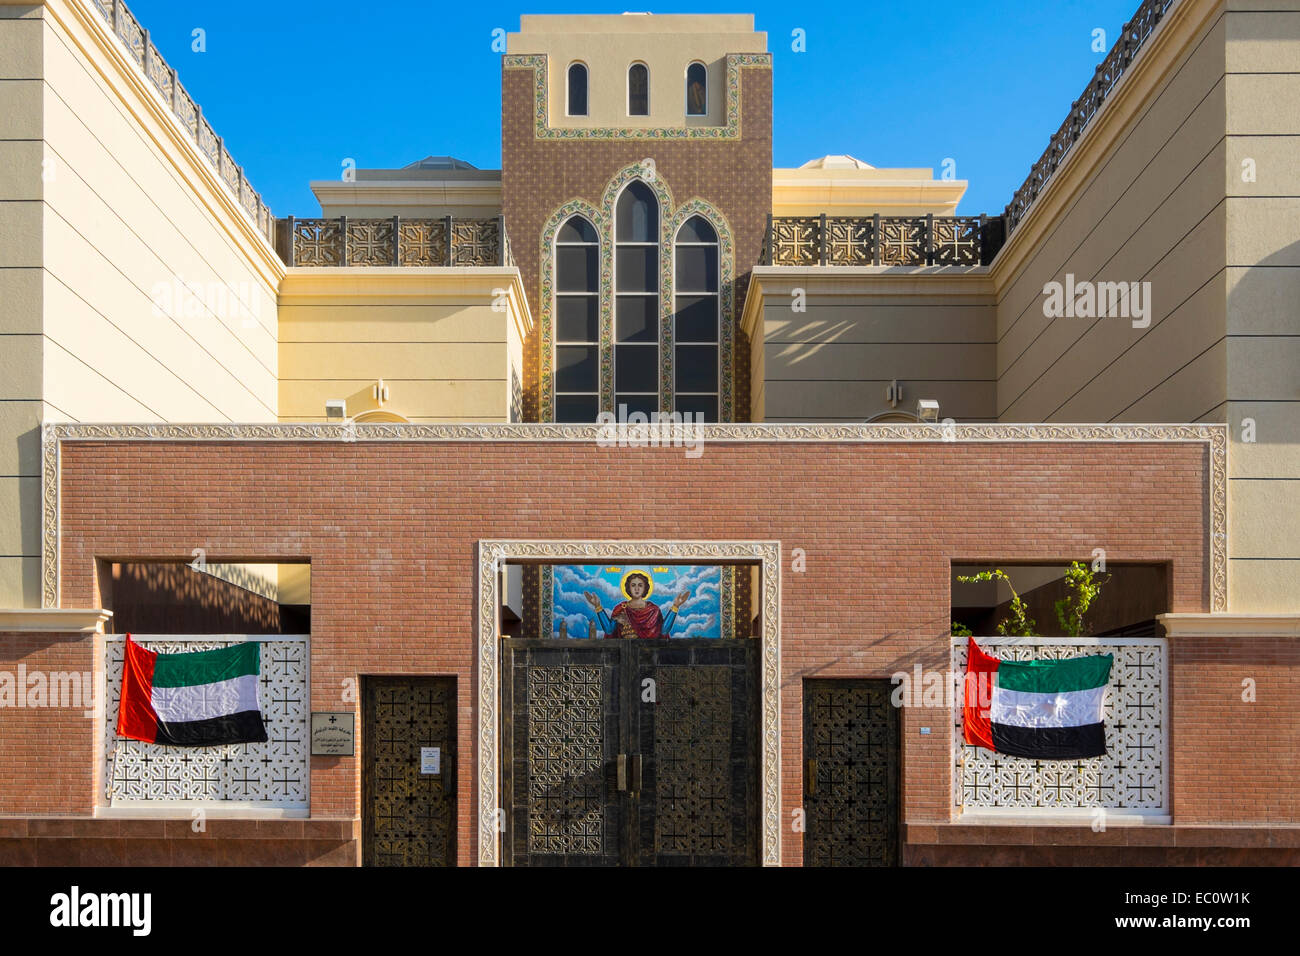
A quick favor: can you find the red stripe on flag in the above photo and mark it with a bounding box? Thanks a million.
[116,634,161,744]
[963,636,999,751]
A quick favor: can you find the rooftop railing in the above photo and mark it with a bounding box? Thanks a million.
[89,0,274,240]
[761,214,1005,267]
[1003,0,1179,233]
[276,216,513,268]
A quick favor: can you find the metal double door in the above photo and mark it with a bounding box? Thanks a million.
[502,639,758,866]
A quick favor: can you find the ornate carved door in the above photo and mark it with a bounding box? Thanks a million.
[803,679,899,866]
[362,676,457,866]
[502,640,757,866]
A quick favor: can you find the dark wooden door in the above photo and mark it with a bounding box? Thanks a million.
[362,676,457,866]
[501,642,625,866]
[502,640,757,867]
[632,640,758,866]
[803,679,899,866]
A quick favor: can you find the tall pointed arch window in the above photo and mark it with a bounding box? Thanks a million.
[554,215,599,422]
[628,63,649,116]
[615,181,659,416]
[567,62,588,116]
[686,62,707,115]
[674,215,719,422]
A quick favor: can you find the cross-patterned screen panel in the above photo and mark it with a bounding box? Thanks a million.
[952,639,1165,812]
[102,637,309,808]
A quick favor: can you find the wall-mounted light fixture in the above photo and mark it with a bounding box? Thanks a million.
[916,399,940,422]
[325,400,347,419]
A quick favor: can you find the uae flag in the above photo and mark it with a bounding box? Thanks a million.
[963,637,1112,759]
[117,636,268,746]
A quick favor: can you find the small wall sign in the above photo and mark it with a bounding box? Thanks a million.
[420,747,441,775]
[310,712,355,756]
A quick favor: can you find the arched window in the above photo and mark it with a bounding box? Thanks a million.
[615,182,659,416]
[628,63,649,116]
[686,62,707,115]
[567,62,588,117]
[674,215,719,422]
[554,215,599,422]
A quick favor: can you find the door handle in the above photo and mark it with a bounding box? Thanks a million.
[629,754,643,795]
[616,754,628,791]
[805,759,817,797]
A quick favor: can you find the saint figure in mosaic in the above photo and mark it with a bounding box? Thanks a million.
[584,571,690,639]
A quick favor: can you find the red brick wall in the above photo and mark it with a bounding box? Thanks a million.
[1171,636,1300,823]
[40,438,1225,866]
[0,632,97,815]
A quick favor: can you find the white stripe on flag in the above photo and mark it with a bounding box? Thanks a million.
[151,673,261,724]
[989,685,1106,729]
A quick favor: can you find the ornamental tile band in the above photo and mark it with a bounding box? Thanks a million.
[505,52,772,140]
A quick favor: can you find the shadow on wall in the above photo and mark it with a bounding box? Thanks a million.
[99,561,309,634]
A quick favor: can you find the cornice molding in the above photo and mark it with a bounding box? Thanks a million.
[1158,613,1300,638]
[279,266,528,304]
[47,0,285,288]
[0,608,113,633]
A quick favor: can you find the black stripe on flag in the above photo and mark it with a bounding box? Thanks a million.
[991,722,1107,759]
[154,710,268,747]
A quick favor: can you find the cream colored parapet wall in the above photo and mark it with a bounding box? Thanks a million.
[70,0,273,239]
[41,422,1227,614]
[39,0,283,287]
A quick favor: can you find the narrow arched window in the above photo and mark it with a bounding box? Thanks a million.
[615,181,659,417]
[686,62,707,115]
[554,215,599,422]
[628,63,649,116]
[674,215,719,422]
[567,62,588,117]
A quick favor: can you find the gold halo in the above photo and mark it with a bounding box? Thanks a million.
[620,569,654,599]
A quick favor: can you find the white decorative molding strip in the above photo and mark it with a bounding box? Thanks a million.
[476,540,781,867]
[40,422,1228,614]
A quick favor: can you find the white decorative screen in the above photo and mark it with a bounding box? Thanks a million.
[952,638,1166,812]
[102,636,309,809]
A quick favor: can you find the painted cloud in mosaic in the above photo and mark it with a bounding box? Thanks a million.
[553,564,721,638]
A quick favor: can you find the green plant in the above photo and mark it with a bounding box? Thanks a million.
[951,620,972,637]
[1055,561,1110,637]
[956,569,1037,636]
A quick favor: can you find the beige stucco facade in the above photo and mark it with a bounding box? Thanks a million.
[1,0,282,605]
[278,269,531,423]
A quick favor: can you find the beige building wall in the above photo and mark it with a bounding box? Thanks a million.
[278,269,531,423]
[0,5,45,607]
[507,14,766,130]
[0,0,284,607]
[743,270,997,423]
[1222,0,1300,610]
[990,0,1227,428]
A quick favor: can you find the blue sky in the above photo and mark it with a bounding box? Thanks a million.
[127,0,1140,217]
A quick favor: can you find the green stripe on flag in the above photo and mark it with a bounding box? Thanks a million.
[151,641,260,688]
[995,652,1112,694]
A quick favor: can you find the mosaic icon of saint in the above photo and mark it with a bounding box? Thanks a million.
[583,571,690,639]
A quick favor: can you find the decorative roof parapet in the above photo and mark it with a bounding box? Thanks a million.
[1003,0,1179,234]
[87,0,274,240]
